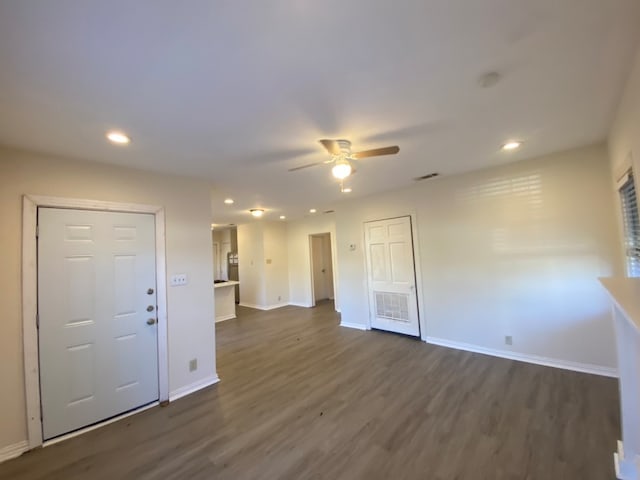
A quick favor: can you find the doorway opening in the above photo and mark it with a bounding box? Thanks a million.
[212,226,239,303]
[309,233,335,307]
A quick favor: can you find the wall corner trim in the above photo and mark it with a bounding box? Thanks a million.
[169,374,220,402]
[425,336,618,378]
[340,322,368,331]
[0,440,29,464]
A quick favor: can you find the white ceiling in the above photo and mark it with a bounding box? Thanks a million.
[1,1,639,224]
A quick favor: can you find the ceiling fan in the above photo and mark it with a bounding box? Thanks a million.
[288,139,400,180]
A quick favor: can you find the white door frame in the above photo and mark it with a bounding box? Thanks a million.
[22,195,169,449]
[362,214,427,340]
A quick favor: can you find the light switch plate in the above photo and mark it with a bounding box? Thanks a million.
[170,274,188,286]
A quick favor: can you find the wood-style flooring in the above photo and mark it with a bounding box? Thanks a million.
[0,301,620,479]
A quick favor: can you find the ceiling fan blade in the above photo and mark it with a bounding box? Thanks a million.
[319,139,341,155]
[352,146,400,159]
[288,161,323,172]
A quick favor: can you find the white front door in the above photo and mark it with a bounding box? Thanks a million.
[38,208,159,440]
[364,216,420,336]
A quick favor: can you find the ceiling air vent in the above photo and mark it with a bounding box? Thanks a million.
[323,210,335,214]
[414,173,439,181]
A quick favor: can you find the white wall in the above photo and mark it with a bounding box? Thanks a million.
[609,45,640,278]
[237,221,289,309]
[335,144,620,372]
[286,215,339,310]
[237,222,265,307]
[263,222,289,307]
[610,46,640,181]
[0,146,216,453]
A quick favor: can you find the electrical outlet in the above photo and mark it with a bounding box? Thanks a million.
[170,274,188,286]
[189,358,198,372]
[505,335,513,346]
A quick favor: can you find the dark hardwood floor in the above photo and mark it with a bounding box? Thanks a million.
[0,301,620,479]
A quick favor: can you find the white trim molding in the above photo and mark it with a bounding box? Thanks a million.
[0,441,28,464]
[215,314,236,323]
[21,195,170,450]
[288,302,313,308]
[169,375,220,402]
[239,302,289,311]
[426,336,618,378]
[340,322,368,331]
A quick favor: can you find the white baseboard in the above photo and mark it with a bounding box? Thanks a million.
[0,440,28,464]
[340,321,368,331]
[425,336,618,378]
[288,302,313,308]
[169,374,220,402]
[215,314,236,323]
[239,302,288,311]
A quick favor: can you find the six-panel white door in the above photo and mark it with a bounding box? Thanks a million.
[364,216,420,336]
[38,208,159,440]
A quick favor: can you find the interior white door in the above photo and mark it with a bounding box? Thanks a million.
[364,216,420,336]
[38,208,159,440]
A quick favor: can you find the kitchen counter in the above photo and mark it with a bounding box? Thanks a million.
[214,281,239,322]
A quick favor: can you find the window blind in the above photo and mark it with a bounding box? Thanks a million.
[619,173,640,277]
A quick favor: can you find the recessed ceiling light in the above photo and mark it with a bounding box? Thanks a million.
[224,198,234,205]
[249,208,264,218]
[106,130,131,145]
[502,141,522,151]
[279,215,286,220]
[309,209,317,213]
[342,187,352,193]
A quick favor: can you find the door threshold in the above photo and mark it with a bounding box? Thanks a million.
[43,401,159,447]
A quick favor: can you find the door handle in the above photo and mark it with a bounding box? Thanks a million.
[147,318,157,325]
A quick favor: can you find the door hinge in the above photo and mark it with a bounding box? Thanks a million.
[36,313,39,329]
[36,225,39,238]
[40,402,43,421]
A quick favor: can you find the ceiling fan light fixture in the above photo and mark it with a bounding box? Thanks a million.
[249,208,264,218]
[332,159,352,180]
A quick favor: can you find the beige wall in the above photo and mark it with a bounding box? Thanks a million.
[335,144,621,371]
[0,147,216,450]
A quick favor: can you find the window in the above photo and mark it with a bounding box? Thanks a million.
[619,171,640,277]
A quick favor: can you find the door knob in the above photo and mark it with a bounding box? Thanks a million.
[147,305,155,312]
[147,318,157,325]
